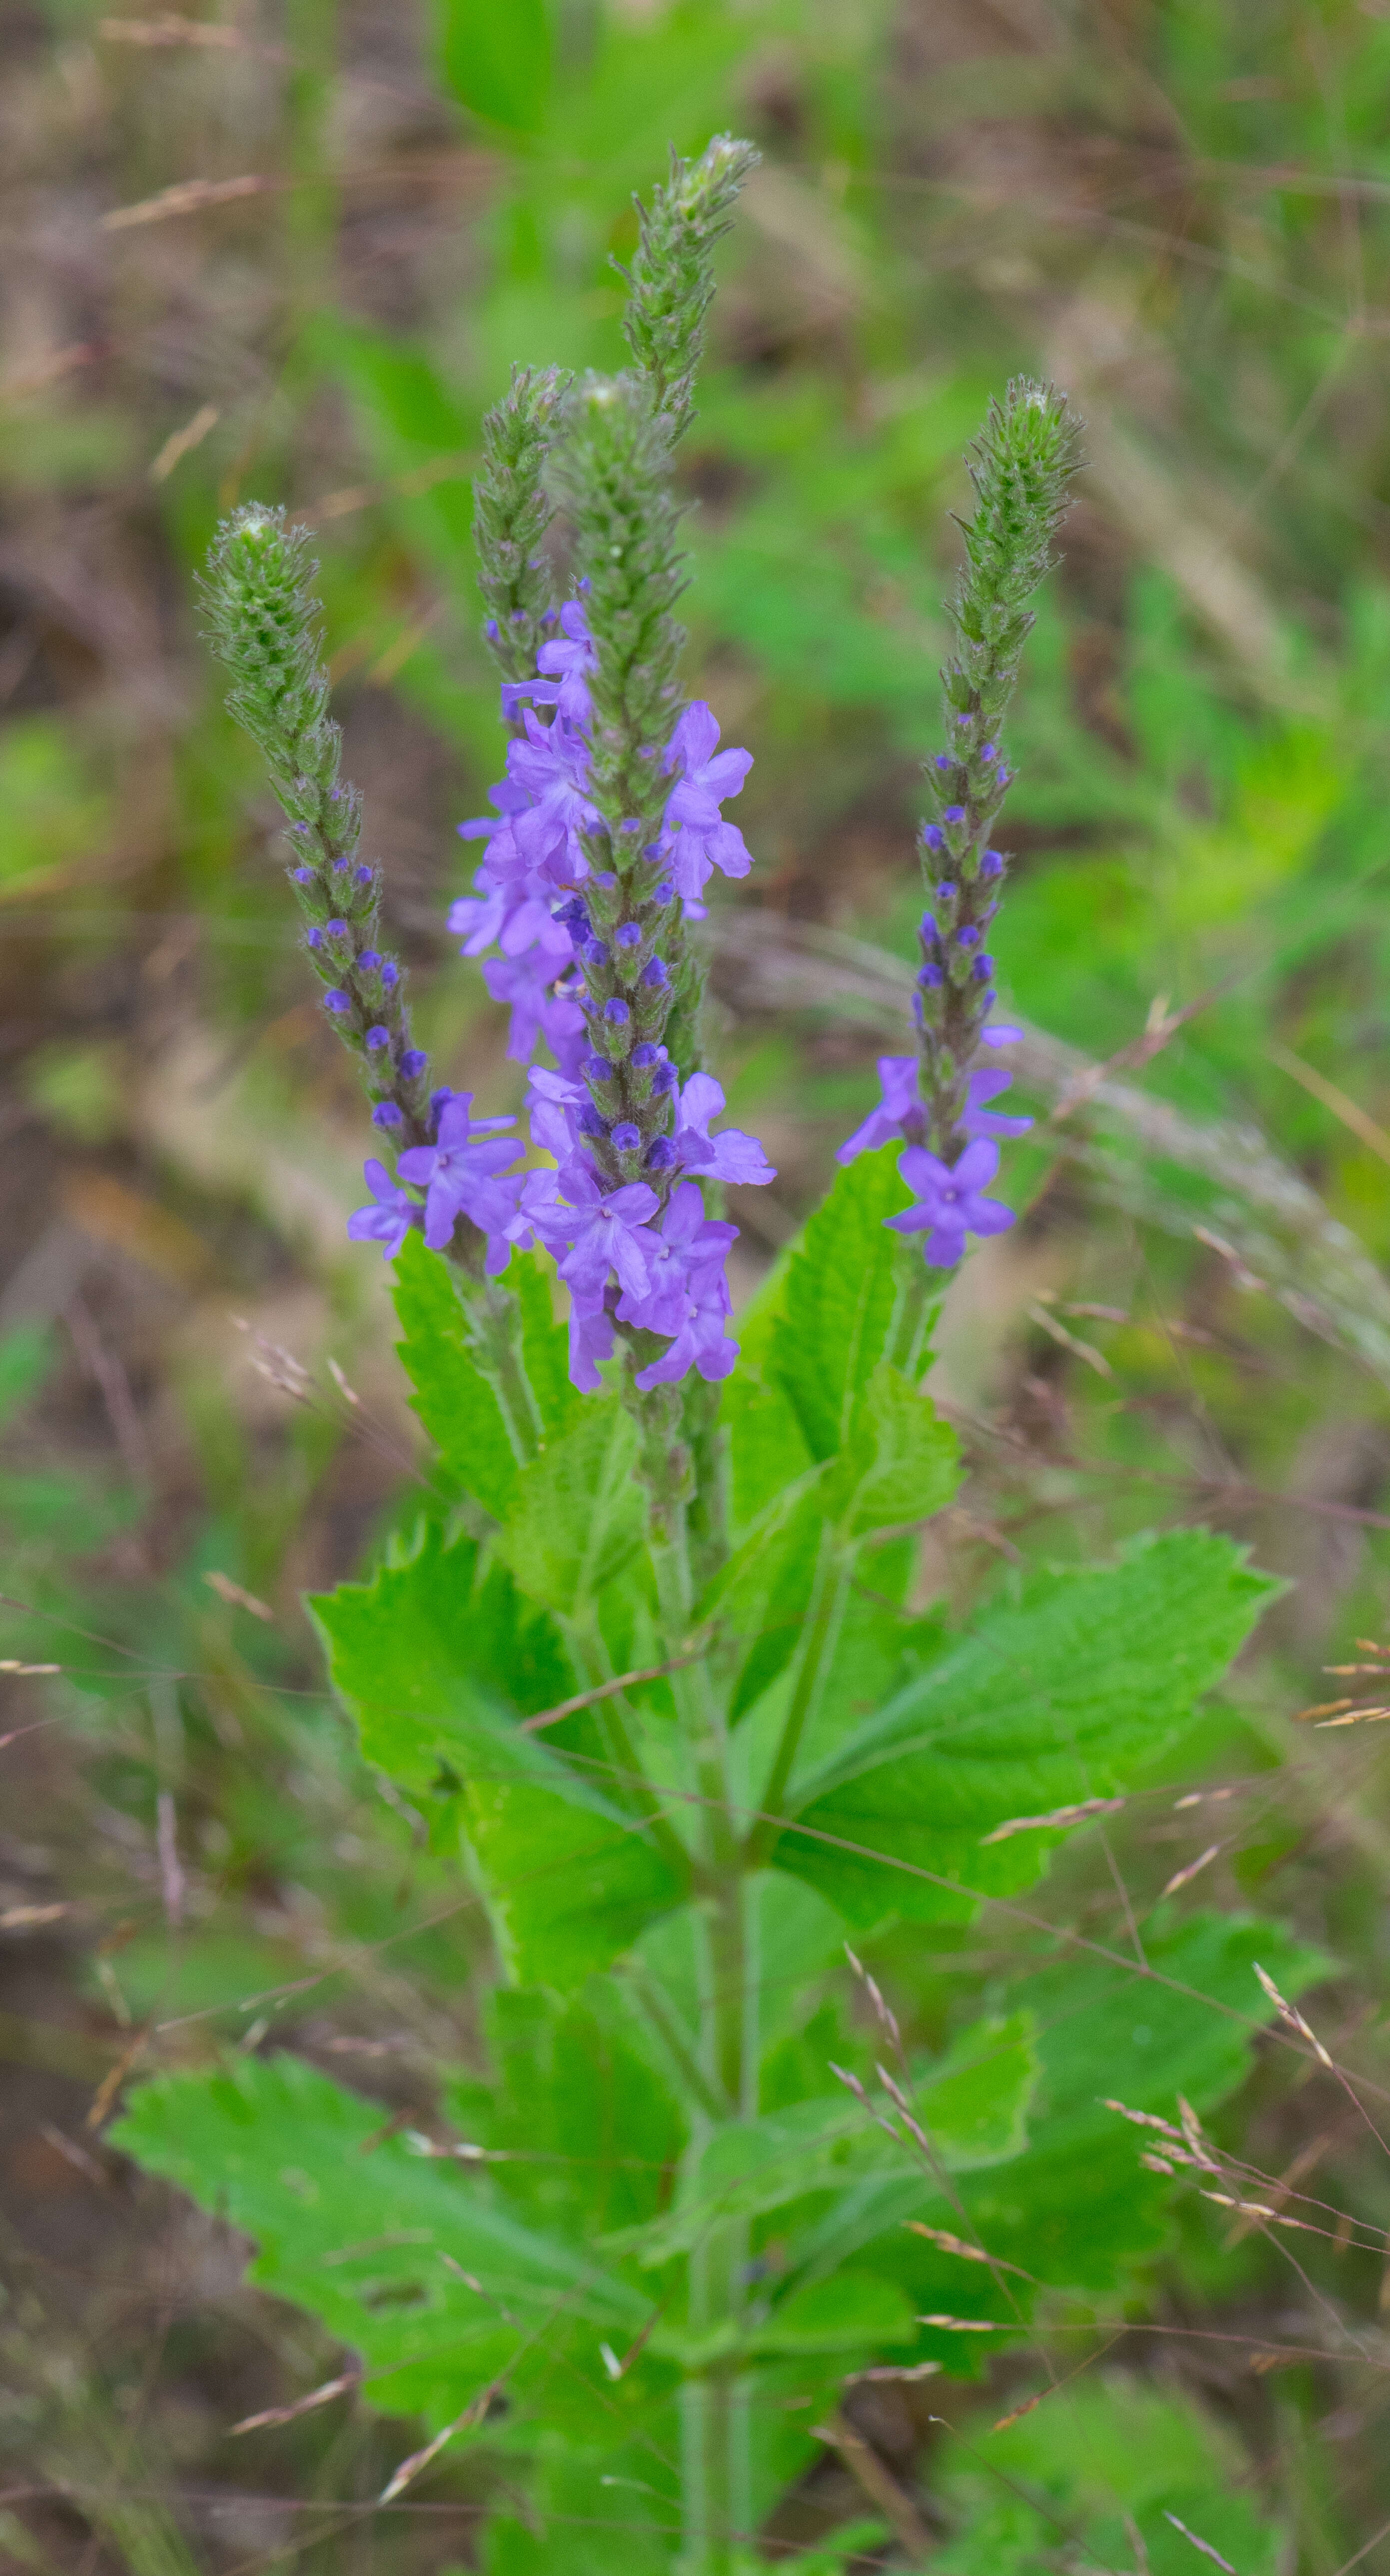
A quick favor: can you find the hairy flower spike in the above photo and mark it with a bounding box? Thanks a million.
[838,381,1081,1269]
[472,365,572,689]
[908,379,1081,1165]
[547,375,686,836]
[456,140,770,1403]
[198,504,490,1262]
[616,133,761,442]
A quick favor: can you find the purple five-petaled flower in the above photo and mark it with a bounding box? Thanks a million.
[346,1159,417,1261]
[886,1138,1016,1268]
[836,1056,925,1163]
[519,1162,662,1306]
[959,1067,1033,1142]
[617,1180,738,1340]
[481,953,588,1069]
[662,702,753,904]
[838,1059,1032,1162]
[501,600,598,727]
[394,1093,522,1261]
[672,1072,777,1186]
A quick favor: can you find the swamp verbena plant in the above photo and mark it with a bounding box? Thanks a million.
[120,139,1315,2576]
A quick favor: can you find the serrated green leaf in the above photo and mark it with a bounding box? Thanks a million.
[721,1362,814,1534]
[510,1252,584,1444]
[113,2055,645,2427]
[699,1470,831,1724]
[768,1151,921,1463]
[391,1231,519,1519]
[447,1986,681,2241]
[784,1917,1325,2308]
[308,1521,585,1801]
[466,1774,684,1989]
[931,2378,1289,2576]
[434,0,551,132]
[775,1532,1279,1925]
[968,1911,1334,2289]
[750,2270,916,2356]
[823,1362,961,1536]
[500,1402,645,1611]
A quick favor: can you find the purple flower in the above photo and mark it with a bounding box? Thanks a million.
[886,1139,1016,1268]
[481,953,587,1069]
[618,1181,737,1340]
[526,1064,587,1166]
[371,1101,403,1130]
[506,712,601,885]
[980,850,1005,878]
[501,600,598,727]
[347,1159,416,1261]
[566,1295,616,1394]
[960,1067,1033,1143]
[632,1234,740,1390]
[395,1093,521,1254]
[457,774,531,859]
[943,804,966,824]
[662,703,753,901]
[836,1055,925,1164]
[672,1072,776,1186]
[521,1162,662,1306]
[449,863,572,971]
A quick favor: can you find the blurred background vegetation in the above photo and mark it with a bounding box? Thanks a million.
[3,0,1390,2567]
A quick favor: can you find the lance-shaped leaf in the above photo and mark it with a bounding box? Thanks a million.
[772,1531,1279,1925]
[392,1237,578,1522]
[768,1150,924,1463]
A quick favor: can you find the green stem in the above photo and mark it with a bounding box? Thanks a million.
[563,1622,694,1888]
[468,1281,545,1467]
[682,1872,754,2574]
[745,1530,851,1868]
[650,1486,755,2573]
[623,1961,728,2125]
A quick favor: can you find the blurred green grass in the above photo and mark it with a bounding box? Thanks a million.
[4,0,1390,2567]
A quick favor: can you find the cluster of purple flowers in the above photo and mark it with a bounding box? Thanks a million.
[349,600,1036,1341]
[349,597,775,1391]
[836,1038,1033,1266]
